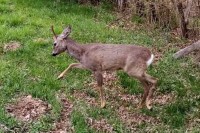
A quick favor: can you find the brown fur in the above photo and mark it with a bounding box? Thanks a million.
[51,26,157,109]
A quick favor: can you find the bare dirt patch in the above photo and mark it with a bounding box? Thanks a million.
[3,42,21,52]
[105,93,141,109]
[87,117,114,133]
[102,71,119,87]
[187,118,200,131]
[153,92,175,105]
[72,90,115,132]
[87,71,119,89]
[81,71,174,108]
[6,95,51,122]
[117,106,160,132]
[85,71,125,106]
[50,93,74,133]
[73,90,98,106]
[74,71,125,107]
[113,93,174,131]
[118,93,140,105]
[108,92,174,110]
[75,71,174,132]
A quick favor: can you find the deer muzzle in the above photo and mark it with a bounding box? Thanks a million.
[52,53,57,56]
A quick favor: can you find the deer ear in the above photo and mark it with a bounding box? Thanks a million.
[61,25,71,39]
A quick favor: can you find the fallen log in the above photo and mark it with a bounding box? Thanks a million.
[173,40,200,59]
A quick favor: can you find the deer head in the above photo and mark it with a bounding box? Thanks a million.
[51,25,71,56]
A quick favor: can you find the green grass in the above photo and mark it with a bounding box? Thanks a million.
[0,0,200,132]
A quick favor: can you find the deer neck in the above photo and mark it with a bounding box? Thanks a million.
[65,38,84,61]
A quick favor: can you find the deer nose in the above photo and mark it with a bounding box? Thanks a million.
[52,53,57,56]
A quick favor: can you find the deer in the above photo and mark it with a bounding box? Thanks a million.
[51,25,157,110]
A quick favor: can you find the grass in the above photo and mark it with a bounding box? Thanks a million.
[0,0,200,132]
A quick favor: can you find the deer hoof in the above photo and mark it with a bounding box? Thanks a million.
[100,100,106,108]
[146,100,152,110]
[57,75,64,80]
[147,105,152,110]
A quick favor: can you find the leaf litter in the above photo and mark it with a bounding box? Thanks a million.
[76,71,175,131]
[4,71,175,132]
[73,90,98,106]
[117,106,160,132]
[87,117,114,133]
[50,92,74,133]
[6,95,51,122]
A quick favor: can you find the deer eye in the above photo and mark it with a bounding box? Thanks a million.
[53,43,57,46]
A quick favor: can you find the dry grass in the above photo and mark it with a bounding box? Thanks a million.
[3,42,21,52]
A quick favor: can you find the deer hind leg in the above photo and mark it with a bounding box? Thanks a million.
[94,71,106,108]
[143,72,157,110]
[126,68,150,109]
[57,63,84,79]
[138,79,150,109]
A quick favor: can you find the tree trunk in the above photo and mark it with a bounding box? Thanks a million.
[184,0,193,24]
[148,3,158,23]
[117,0,129,11]
[136,0,145,17]
[90,0,100,6]
[177,2,188,38]
[173,40,200,59]
[197,0,200,17]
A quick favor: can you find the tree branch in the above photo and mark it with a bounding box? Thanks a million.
[173,40,200,59]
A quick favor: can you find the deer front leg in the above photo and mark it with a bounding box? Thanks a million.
[57,63,84,79]
[94,71,106,108]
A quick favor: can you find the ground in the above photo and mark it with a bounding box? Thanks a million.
[0,0,200,132]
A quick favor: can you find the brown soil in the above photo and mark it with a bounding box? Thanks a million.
[87,117,114,133]
[87,71,119,89]
[80,71,174,108]
[117,93,140,104]
[117,107,160,132]
[153,92,175,105]
[73,71,174,132]
[50,93,74,133]
[187,118,200,131]
[6,95,51,122]
[3,42,21,52]
[73,91,98,106]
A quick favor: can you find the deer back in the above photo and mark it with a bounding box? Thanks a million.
[80,44,151,71]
